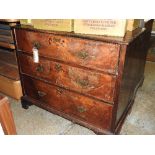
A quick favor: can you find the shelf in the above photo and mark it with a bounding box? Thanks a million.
[0,20,20,81]
[0,49,17,66]
[0,29,12,36]
[0,61,19,81]
[0,41,15,49]
[0,35,14,44]
[0,19,19,23]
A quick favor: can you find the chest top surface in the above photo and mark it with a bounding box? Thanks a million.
[15,25,145,45]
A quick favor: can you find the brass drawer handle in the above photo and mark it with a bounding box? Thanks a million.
[56,87,63,94]
[33,41,41,49]
[37,91,47,97]
[77,106,87,113]
[53,37,62,43]
[36,64,44,72]
[77,51,89,59]
[48,37,63,45]
[76,79,89,87]
[55,63,62,72]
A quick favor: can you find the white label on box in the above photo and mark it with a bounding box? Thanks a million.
[33,47,39,63]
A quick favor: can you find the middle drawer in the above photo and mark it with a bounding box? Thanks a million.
[18,52,116,103]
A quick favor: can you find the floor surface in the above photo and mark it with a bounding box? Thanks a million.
[0,61,155,135]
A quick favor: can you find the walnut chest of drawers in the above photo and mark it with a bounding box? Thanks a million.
[14,26,151,134]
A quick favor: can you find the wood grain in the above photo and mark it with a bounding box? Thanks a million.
[18,52,116,103]
[14,22,152,134]
[15,29,120,74]
[0,96,17,135]
[0,41,15,49]
[22,75,113,130]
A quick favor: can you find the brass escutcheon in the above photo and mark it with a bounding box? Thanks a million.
[53,37,61,43]
[77,51,89,59]
[77,106,87,113]
[36,64,44,72]
[56,87,63,94]
[55,63,62,72]
[77,79,89,87]
[33,41,41,49]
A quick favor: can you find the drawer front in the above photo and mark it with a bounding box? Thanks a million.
[18,53,116,103]
[0,35,14,44]
[22,75,113,130]
[16,29,120,74]
[0,29,12,36]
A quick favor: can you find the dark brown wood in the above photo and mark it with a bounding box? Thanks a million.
[145,19,154,33]
[111,44,127,132]
[16,29,120,74]
[0,61,19,80]
[0,96,17,135]
[15,25,146,45]
[0,48,17,66]
[22,75,113,131]
[113,20,153,132]
[0,29,13,36]
[0,20,20,98]
[0,35,14,43]
[21,96,112,135]
[0,41,15,49]
[114,21,153,133]
[14,23,151,134]
[0,21,21,101]
[18,52,116,103]
[114,76,144,134]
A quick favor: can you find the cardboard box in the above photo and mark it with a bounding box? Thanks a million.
[0,75,22,100]
[139,19,145,28]
[126,19,141,31]
[32,19,73,32]
[74,19,127,37]
[20,19,32,25]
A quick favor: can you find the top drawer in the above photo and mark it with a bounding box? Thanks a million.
[15,29,120,74]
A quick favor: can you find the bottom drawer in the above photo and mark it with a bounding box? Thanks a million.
[22,75,113,131]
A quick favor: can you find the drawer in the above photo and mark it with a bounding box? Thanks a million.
[0,35,14,44]
[22,75,113,130]
[18,53,116,103]
[0,29,12,36]
[15,29,120,74]
[0,24,11,30]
